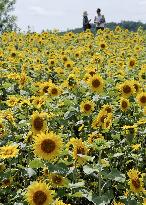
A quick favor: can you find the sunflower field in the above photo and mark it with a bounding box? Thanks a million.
[0,27,146,205]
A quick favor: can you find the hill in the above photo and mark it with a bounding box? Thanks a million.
[61,21,146,34]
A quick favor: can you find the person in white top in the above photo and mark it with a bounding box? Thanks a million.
[94,8,106,32]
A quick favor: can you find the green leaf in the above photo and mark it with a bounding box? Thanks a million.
[77,154,95,162]
[92,195,112,205]
[83,165,99,175]
[47,162,69,174]
[67,191,83,198]
[108,169,125,183]
[127,199,137,205]
[3,82,12,89]
[69,181,85,188]
[83,190,114,205]
[64,111,75,119]
[29,158,44,168]
[113,153,124,158]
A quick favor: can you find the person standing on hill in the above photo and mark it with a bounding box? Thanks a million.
[94,8,106,32]
[83,11,91,31]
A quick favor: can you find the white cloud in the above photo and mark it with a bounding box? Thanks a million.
[14,0,146,32]
[29,6,48,16]
[139,0,146,5]
[29,6,65,17]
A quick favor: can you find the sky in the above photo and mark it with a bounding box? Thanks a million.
[14,0,146,32]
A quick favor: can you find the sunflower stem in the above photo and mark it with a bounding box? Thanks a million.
[98,150,102,196]
[73,160,77,184]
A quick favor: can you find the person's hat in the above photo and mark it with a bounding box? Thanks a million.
[83,11,88,16]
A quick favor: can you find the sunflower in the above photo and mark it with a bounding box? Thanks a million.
[88,132,104,144]
[74,51,81,58]
[144,106,146,115]
[112,202,125,205]
[33,132,63,161]
[42,167,49,176]
[11,51,17,58]
[6,96,19,107]
[55,67,64,76]
[115,26,122,33]
[139,68,146,81]
[120,97,130,112]
[102,104,112,113]
[102,115,112,130]
[19,72,27,89]
[0,121,5,139]
[99,41,107,49]
[143,198,146,205]
[20,99,31,107]
[128,57,136,68]
[98,109,108,126]
[127,169,144,194]
[2,110,15,124]
[25,181,55,205]
[92,114,102,129]
[64,74,77,89]
[136,92,146,107]
[48,58,56,67]
[80,100,95,115]
[134,45,142,53]
[135,118,146,126]
[68,138,88,166]
[117,61,125,69]
[131,144,141,151]
[131,80,141,94]
[61,55,68,62]
[64,60,74,69]
[48,84,61,97]
[48,173,69,188]
[118,81,135,98]
[31,111,47,134]
[88,74,104,93]
[0,145,19,159]
[83,73,92,83]
[32,96,47,109]
[122,124,137,137]
[92,109,112,130]
[55,199,71,205]
[2,178,13,188]
[92,53,103,64]
[41,82,51,95]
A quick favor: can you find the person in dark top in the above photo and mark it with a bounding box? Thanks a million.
[83,11,91,31]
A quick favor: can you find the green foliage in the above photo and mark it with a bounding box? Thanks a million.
[60,21,146,34]
[29,158,44,168]
[107,169,126,183]
[0,0,17,33]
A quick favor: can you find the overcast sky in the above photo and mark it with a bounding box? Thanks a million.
[14,0,146,32]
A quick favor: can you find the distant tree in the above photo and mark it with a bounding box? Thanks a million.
[61,21,146,34]
[0,0,17,33]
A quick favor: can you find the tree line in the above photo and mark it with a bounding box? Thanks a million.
[63,21,146,34]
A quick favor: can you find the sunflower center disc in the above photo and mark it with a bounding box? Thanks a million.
[122,101,128,109]
[92,79,100,88]
[33,190,47,205]
[41,139,56,154]
[132,178,140,189]
[84,104,91,111]
[123,85,131,94]
[33,117,43,131]
[140,96,146,103]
